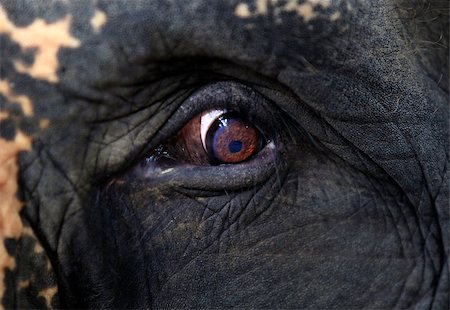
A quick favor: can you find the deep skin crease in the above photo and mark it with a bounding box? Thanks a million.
[0,0,448,308]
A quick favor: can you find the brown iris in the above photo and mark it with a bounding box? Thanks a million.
[164,109,263,165]
[205,114,259,163]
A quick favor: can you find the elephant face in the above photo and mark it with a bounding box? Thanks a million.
[0,0,448,308]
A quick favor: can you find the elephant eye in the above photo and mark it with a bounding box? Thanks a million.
[150,108,265,166]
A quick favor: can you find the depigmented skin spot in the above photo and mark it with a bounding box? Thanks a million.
[234,0,335,22]
[294,3,315,22]
[0,6,80,83]
[20,226,34,237]
[235,3,252,18]
[0,78,35,307]
[0,80,33,116]
[38,286,58,309]
[34,242,44,254]
[284,0,331,22]
[17,279,30,290]
[0,78,51,308]
[330,11,341,21]
[0,129,32,305]
[39,118,50,129]
[255,0,269,15]
[90,9,107,33]
[14,224,59,308]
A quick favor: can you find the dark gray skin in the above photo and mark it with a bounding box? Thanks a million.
[0,0,448,308]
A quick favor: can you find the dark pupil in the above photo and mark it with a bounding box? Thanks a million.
[228,140,243,153]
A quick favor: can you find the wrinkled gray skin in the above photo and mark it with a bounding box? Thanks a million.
[1,0,448,308]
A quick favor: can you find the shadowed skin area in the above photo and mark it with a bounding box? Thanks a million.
[0,0,448,309]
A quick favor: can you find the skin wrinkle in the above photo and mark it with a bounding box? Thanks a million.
[395,128,445,282]
[381,194,432,307]
[149,145,414,306]
[360,164,417,258]
[290,71,440,202]
[177,197,211,258]
[156,178,281,294]
[273,165,419,262]
[142,174,281,291]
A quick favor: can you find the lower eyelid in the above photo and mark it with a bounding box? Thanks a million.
[128,140,280,191]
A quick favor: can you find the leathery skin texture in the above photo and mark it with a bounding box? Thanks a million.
[0,0,448,309]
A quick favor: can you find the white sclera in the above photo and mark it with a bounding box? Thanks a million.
[200,109,227,150]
